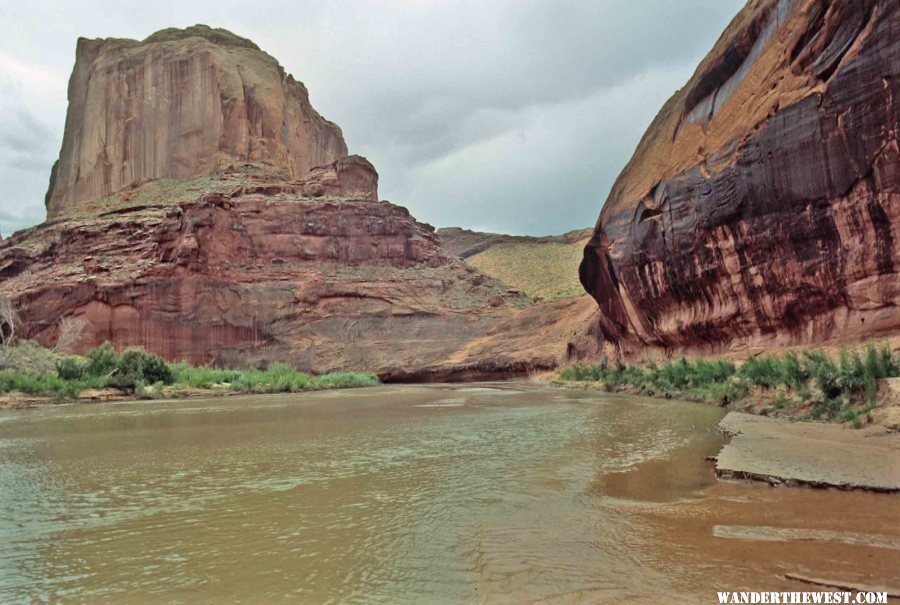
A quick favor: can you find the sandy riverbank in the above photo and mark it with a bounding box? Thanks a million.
[714,412,900,492]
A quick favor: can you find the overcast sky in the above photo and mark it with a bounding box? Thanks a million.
[0,0,744,237]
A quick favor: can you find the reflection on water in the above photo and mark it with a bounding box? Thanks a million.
[0,384,897,603]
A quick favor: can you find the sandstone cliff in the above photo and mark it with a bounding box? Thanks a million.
[2,164,593,378]
[578,0,900,359]
[45,25,347,218]
[2,26,592,379]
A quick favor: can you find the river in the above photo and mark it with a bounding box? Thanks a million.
[1,384,897,603]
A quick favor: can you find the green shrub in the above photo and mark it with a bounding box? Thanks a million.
[864,372,878,405]
[108,348,144,390]
[779,352,808,387]
[802,350,840,399]
[0,369,105,397]
[840,407,860,425]
[141,352,174,385]
[556,343,899,416]
[738,355,781,388]
[860,344,899,404]
[56,357,87,381]
[559,363,605,382]
[835,349,867,392]
[132,378,148,399]
[657,357,691,390]
[86,342,119,377]
[811,396,843,420]
[773,391,786,409]
[694,380,746,405]
[100,347,175,392]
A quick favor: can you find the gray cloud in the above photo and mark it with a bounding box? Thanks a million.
[0,107,57,170]
[0,67,61,236]
[0,0,744,236]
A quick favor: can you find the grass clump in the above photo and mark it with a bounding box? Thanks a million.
[557,343,900,424]
[170,363,243,389]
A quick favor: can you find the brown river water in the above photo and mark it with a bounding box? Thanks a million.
[0,384,898,603]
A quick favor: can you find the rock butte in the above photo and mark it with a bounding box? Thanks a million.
[1,25,595,379]
[46,25,347,218]
[577,0,900,360]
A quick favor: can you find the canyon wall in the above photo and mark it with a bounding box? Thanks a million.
[45,25,347,218]
[2,25,593,378]
[4,162,594,378]
[578,0,899,359]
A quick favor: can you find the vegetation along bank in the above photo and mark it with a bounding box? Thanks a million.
[0,342,379,408]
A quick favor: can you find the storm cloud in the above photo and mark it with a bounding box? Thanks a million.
[0,0,743,236]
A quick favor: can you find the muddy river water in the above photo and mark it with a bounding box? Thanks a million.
[0,384,897,603]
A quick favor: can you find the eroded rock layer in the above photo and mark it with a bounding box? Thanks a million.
[46,25,347,218]
[4,166,594,378]
[578,0,900,359]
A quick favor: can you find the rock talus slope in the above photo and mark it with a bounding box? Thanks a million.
[438,227,593,302]
[578,0,900,359]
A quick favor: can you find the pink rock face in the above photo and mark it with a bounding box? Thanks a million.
[577,0,900,360]
[45,25,348,218]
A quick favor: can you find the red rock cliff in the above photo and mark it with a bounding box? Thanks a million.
[45,25,347,218]
[2,165,593,378]
[578,0,900,359]
[2,26,591,379]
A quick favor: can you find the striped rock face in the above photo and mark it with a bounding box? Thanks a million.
[45,25,347,219]
[578,0,900,359]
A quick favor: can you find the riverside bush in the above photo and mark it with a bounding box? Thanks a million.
[141,352,174,385]
[86,342,119,377]
[55,357,87,381]
[557,343,900,418]
[96,347,175,390]
[0,343,379,400]
[0,369,106,397]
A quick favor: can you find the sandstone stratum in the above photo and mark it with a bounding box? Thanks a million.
[1,25,594,379]
[578,0,900,360]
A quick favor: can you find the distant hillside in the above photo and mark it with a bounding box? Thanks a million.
[437,227,592,302]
